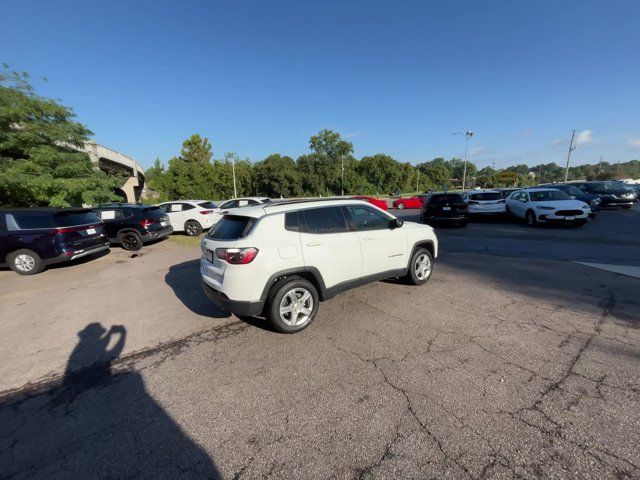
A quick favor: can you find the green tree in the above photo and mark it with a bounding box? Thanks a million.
[253,154,301,198]
[0,67,118,207]
[165,134,216,199]
[446,158,477,185]
[357,154,403,194]
[417,158,452,190]
[305,129,354,194]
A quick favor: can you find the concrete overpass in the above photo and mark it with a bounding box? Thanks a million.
[83,142,145,202]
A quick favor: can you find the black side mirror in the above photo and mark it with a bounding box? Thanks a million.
[389,218,404,229]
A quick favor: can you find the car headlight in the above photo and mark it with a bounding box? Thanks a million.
[536,206,555,210]
[591,198,601,206]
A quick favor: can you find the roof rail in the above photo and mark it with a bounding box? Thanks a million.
[263,197,361,208]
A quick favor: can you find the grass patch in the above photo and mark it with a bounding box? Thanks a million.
[169,234,203,248]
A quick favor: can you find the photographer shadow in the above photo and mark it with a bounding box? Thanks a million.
[0,323,221,479]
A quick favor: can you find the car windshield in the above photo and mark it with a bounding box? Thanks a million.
[53,210,101,227]
[589,182,619,192]
[469,192,501,201]
[529,190,570,201]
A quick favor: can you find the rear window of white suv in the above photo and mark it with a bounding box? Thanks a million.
[208,215,255,240]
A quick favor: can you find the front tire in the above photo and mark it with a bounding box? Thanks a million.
[404,248,433,285]
[266,277,319,333]
[526,210,537,227]
[119,231,143,251]
[8,249,44,275]
[184,220,203,236]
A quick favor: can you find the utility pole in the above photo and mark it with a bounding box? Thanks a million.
[341,155,345,196]
[416,169,420,193]
[232,156,237,198]
[538,163,543,183]
[564,129,576,183]
[454,130,474,191]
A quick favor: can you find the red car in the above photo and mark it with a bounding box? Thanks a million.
[351,196,389,211]
[392,195,427,210]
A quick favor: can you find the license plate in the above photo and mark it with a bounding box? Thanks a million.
[206,249,215,263]
[161,221,168,227]
[443,206,451,211]
[565,216,575,220]
[85,228,96,235]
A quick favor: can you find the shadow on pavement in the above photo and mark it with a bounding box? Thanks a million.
[165,259,231,318]
[0,323,221,479]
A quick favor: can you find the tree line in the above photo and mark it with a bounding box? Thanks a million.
[1,66,638,208]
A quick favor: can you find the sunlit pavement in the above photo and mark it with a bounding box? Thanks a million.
[1,207,639,479]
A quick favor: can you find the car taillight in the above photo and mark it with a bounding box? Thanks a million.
[215,247,259,264]
[51,223,101,235]
[200,210,214,214]
[140,218,159,228]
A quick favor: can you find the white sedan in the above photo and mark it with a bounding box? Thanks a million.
[505,188,591,226]
[157,200,218,236]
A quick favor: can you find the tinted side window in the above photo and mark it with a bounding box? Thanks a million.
[300,207,348,234]
[285,211,299,231]
[198,202,217,209]
[346,205,390,231]
[9,213,54,229]
[181,203,196,211]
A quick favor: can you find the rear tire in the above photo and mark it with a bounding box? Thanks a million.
[404,248,433,286]
[184,220,203,236]
[8,249,44,275]
[119,231,143,251]
[526,210,537,227]
[266,277,319,333]
[397,202,405,210]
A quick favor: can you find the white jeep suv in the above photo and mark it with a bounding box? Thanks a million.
[200,199,439,333]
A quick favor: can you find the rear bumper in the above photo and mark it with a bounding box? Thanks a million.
[202,280,264,316]
[142,227,173,242]
[46,242,110,265]
[424,215,467,222]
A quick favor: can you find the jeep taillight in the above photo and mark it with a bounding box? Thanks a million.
[215,247,259,264]
[200,210,214,214]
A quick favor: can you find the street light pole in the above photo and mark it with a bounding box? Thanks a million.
[564,129,576,183]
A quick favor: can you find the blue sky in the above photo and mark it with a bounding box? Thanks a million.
[2,0,639,170]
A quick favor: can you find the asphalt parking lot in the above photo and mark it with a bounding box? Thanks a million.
[1,206,639,479]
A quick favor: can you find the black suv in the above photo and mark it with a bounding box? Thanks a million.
[93,204,172,251]
[0,208,109,275]
[421,193,468,227]
[569,181,635,208]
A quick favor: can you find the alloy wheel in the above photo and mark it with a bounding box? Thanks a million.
[414,253,432,281]
[15,254,35,272]
[279,288,314,327]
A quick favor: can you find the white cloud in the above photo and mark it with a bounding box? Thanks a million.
[575,129,592,146]
[469,146,491,157]
[627,137,640,150]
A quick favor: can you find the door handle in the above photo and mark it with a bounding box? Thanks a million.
[362,237,375,241]
[305,242,323,247]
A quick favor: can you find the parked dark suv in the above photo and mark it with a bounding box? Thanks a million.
[421,193,468,227]
[93,204,173,251]
[569,181,635,208]
[540,183,601,215]
[0,208,109,275]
